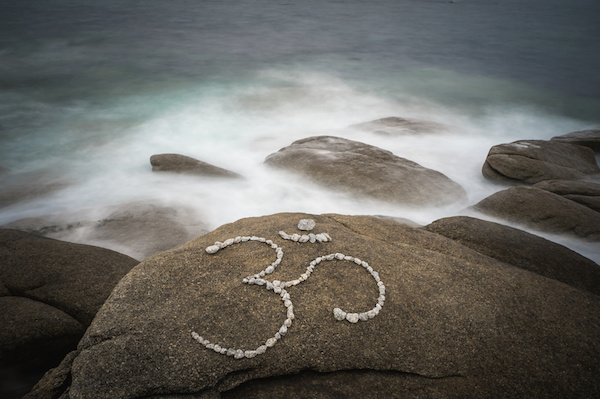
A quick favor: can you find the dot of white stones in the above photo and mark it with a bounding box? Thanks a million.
[192,225,386,360]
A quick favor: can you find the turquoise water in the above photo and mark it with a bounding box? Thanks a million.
[1,0,599,259]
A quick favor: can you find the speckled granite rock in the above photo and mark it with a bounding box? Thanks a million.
[27,213,600,399]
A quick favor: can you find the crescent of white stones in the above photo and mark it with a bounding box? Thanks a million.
[191,220,386,359]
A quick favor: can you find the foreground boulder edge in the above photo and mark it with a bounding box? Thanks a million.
[264,136,466,206]
[27,213,600,398]
[0,229,138,398]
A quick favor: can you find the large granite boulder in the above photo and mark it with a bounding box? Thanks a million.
[482,140,600,184]
[3,202,209,261]
[550,129,600,152]
[533,180,600,213]
[348,116,448,135]
[0,230,138,399]
[27,213,600,398]
[472,186,600,241]
[150,154,241,178]
[264,136,466,206]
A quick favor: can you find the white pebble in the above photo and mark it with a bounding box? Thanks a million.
[234,350,245,359]
[335,253,345,260]
[346,313,359,323]
[333,307,346,321]
[279,325,288,335]
[284,318,292,327]
[224,238,234,246]
[205,245,219,254]
[244,350,258,358]
[266,337,277,347]
[256,345,268,354]
[298,219,316,231]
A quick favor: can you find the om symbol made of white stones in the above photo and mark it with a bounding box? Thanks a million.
[191,219,386,360]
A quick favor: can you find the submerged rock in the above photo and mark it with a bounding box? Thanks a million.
[472,186,600,241]
[0,230,138,399]
[482,140,600,184]
[348,116,448,135]
[150,153,241,178]
[550,129,600,152]
[3,202,209,261]
[264,136,466,206]
[28,213,600,398]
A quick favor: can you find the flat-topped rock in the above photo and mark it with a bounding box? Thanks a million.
[349,116,448,135]
[0,230,138,398]
[27,213,600,398]
[482,140,600,184]
[472,186,600,241]
[150,153,241,178]
[551,129,600,152]
[264,136,466,206]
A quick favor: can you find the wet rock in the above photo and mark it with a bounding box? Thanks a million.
[150,153,241,178]
[264,136,466,206]
[28,213,600,398]
[550,129,600,152]
[0,230,138,399]
[348,116,448,135]
[472,186,600,241]
[3,202,209,261]
[425,216,600,295]
[482,140,600,184]
[533,180,600,213]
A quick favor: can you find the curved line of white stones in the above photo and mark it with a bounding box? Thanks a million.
[192,232,385,359]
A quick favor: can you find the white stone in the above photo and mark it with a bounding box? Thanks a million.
[284,318,292,327]
[309,234,316,243]
[205,245,219,254]
[224,238,234,246]
[354,258,362,265]
[344,255,354,261]
[333,307,346,321]
[227,348,236,356]
[265,266,274,274]
[206,343,214,350]
[213,344,221,352]
[358,313,369,321]
[298,219,316,231]
[244,350,258,358]
[284,299,292,307]
[299,235,309,243]
[256,345,268,354]
[234,350,245,359]
[266,337,277,347]
[234,236,242,243]
[279,325,288,335]
[346,313,359,323]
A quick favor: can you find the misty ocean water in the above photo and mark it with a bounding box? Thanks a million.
[1,0,599,260]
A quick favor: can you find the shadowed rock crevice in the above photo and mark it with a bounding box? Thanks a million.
[222,369,467,399]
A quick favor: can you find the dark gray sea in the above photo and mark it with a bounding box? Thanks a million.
[1,0,599,259]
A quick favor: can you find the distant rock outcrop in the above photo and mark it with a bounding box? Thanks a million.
[481,140,599,184]
[265,136,466,206]
[550,129,600,152]
[0,230,138,398]
[27,213,600,398]
[349,116,448,135]
[150,153,241,178]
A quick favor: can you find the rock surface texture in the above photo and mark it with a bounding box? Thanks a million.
[150,154,241,178]
[0,230,138,398]
[472,187,600,241]
[27,213,600,398]
[264,136,466,206]
[550,129,600,152]
[482,140,599,184]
